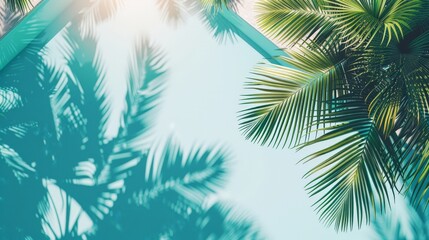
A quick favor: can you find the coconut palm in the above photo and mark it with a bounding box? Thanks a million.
[239,0,429,231]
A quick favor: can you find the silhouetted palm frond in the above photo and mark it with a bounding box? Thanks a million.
[90,139,262,239]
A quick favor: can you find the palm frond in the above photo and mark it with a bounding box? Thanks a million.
[372,193,429,240]
[61,41,167,221]
[239,41,346,148]
[129,138,228,206]
[299,95,396,231]
[0,150,49,240]
[256,0,334,46]
[326,0,421,47]
[63,32,111,166]
[90,139,230,239]
[0,87,21,112]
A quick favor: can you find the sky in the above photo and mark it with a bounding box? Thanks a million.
[89,0,375,239]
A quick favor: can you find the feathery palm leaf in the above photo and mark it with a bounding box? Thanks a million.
[299,95,395,231]
[327,0,421,47]
[247,0,429,231]
[239,41,346,147]
[256,0,334,46]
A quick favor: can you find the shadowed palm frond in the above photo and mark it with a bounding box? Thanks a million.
[89,139,258,240]
[78,0,124,37]
[0,145,49,240]
[174,202,263,240]
[129,138,228,206]
[62,40,167,221]
[0,2,23,37]
[200,7,239,43]
[3,0,33,12]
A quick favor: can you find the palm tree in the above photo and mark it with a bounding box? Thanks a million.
[0,9,262,239]
[239,0,429,231]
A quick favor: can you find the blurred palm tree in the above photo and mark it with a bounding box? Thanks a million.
[0,7,262,239]
[239,0,429,232]
[372,193,429,240]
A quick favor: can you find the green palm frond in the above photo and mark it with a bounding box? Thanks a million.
[299,95,396,231]
[256,0,334,46]
[239,41,346,147]
[327,0,421,47]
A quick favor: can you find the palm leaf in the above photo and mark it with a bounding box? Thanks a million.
[90,139,229,239]
[239,41,346,148]
[298,95,396,231]
[130,138,228,206]
[0,145,49,240]
[256,0,334,46]
[326,0,421,47]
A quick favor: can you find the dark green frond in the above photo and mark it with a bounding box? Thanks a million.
[239,42,346,148]
[256,0,334,46]
[327,0,421,47]
[299,95,396,231]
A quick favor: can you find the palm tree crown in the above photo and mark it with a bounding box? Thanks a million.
[239,0,429,231]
